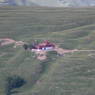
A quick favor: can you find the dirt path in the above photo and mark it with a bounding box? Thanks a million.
[0,38,15,46]
[33,48,95,61]
[1,38,95,61]
[75,50,95,52]
[54,45,78,56]
[0,38,25,47]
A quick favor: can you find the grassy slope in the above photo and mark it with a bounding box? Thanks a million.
[0,6,95,95]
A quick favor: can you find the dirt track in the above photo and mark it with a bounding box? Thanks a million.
[1,38,95,61]
[32,47,78,60]
[0,38,25,47]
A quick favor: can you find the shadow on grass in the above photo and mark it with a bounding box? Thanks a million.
[5,75,26,95]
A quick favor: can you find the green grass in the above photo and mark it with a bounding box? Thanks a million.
[0,6,95,95]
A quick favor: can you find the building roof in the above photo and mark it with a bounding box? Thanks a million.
[36,40,55,49]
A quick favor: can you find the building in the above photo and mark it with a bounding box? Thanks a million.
[34,40,55,50]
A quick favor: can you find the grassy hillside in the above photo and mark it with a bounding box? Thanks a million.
[0,6,95,95]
